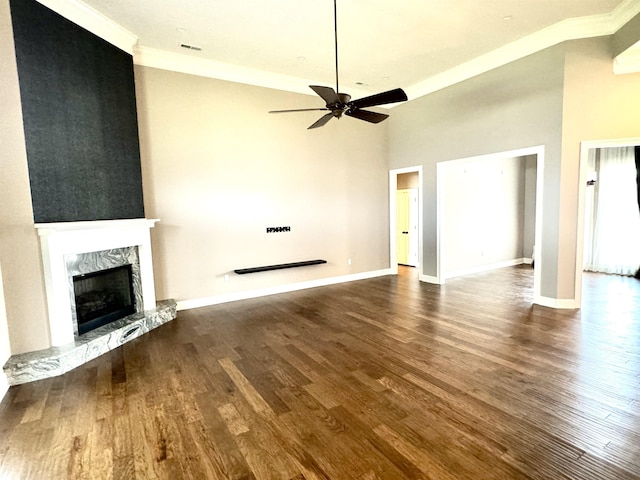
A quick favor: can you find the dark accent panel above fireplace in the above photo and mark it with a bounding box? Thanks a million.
[9,0,145,223]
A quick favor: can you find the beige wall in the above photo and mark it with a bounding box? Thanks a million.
[0,264,11,396]
[0,0,50,355]
[389,44,566,299]
[522,155,538,260]
[135,66,390,305]
[558,36,640,298]
[442,156,528,275]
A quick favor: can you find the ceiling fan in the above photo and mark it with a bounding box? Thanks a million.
[269,0,408,129]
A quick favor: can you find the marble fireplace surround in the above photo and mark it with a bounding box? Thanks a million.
[3,219,177,385]
[67,245,144,336]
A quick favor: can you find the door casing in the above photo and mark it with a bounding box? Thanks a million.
[389,166,423,275]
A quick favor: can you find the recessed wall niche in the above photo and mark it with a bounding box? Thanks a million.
[10,0,144,223]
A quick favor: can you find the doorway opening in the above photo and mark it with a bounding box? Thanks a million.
[435,146,544,303]
[576,138,640,307]
[389,166,423,278]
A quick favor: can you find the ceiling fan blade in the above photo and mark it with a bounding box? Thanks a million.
[348,88,408,109]
[346,109,389,124]
[308,113,334,129]
[310,85,340,105]
[269,108,329,114]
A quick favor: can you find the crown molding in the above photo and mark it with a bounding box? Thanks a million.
[35,0,137,53]
[133,46,313,96]
[133,46,374,99]
[612,0,640,26]
[405,0,640,101]
[37,0,640,98]
[133,0,640,103]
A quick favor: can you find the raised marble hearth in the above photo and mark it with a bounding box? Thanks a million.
[4,299,177,385]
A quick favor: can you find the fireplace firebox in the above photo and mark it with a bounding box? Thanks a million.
[73,264,135,335]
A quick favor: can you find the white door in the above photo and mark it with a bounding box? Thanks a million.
[396,189,418,266]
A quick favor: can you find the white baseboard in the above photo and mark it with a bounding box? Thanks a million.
[445,258,528,279]
[534,296,579,309]
[177,268,393,311]
[177,265,581,313]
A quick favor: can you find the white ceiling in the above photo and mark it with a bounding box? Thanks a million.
[58,0,640,98]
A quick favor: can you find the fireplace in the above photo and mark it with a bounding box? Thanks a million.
[73,264,135,335]
[65,244,144,338]
[34,218,159,346]
[3,219,177,386]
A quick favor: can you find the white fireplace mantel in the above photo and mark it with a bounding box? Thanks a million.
[35,218,159,346]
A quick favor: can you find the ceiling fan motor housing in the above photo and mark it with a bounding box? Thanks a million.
[337,93,351,104]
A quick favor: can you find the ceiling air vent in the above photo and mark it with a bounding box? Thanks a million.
[180,43,202,51]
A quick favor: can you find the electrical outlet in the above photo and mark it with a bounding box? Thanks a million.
[224,274,229,282]
[347,258,352,265]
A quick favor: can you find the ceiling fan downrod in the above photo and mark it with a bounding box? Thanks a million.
[334,0,339,97]
[268,0,408,129]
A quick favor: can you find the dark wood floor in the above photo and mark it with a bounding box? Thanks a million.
[1,266,640,479]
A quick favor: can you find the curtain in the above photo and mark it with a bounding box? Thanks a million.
[584,146,640,276]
